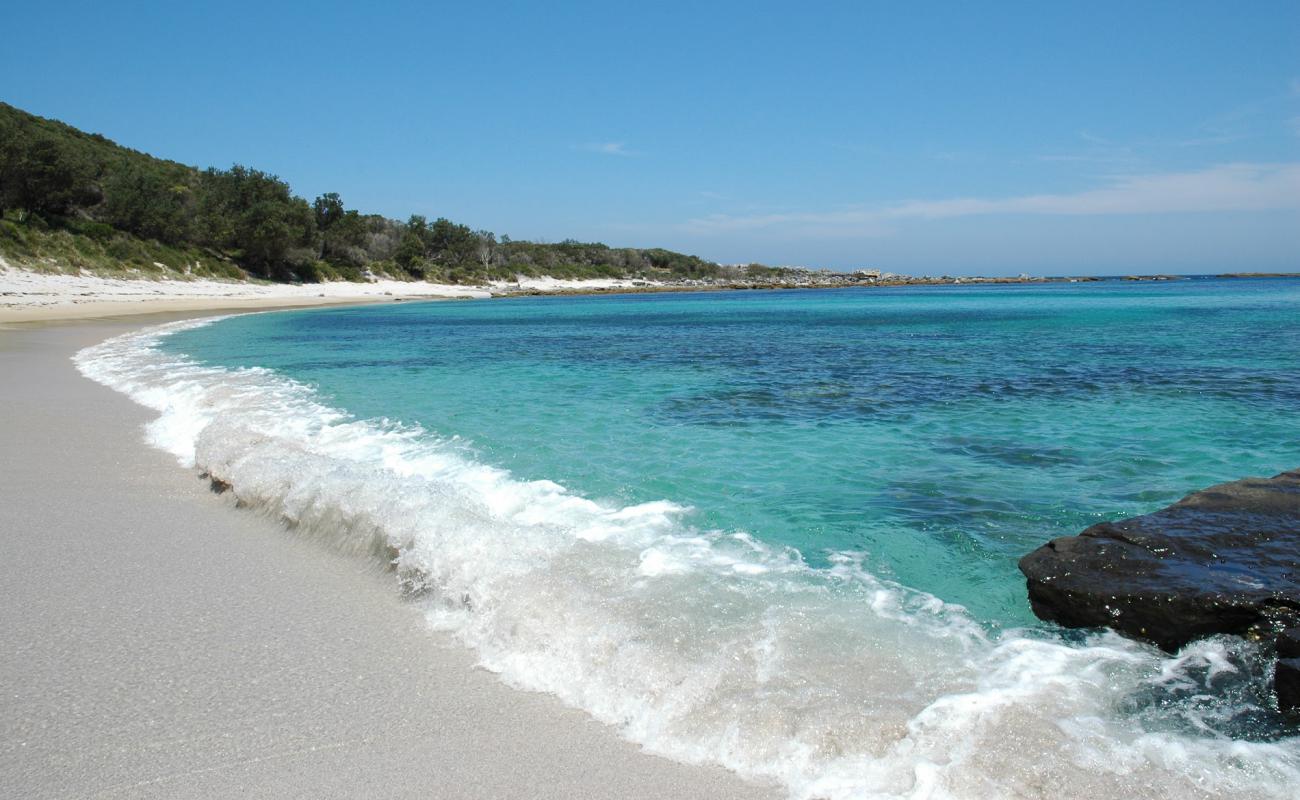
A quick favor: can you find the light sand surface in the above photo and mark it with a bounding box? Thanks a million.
[0,264,664,324]
[0,293,441,324]
[0,315,777,799]
[0,264,491,323]
[488,276,660,292]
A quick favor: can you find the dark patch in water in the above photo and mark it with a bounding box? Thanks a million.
[935,436,1081,468]
[199,471,233,495]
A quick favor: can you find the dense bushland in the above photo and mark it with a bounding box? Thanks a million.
[0,102,722,283]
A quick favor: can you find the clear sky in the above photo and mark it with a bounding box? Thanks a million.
[3,1,1298,275]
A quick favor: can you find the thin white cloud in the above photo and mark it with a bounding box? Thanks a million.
[889,163,1300,217]
[685,163,1300,235]
[1033,152,1139,166]
[577,141,636,157]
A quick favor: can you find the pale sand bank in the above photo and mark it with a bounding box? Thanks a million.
[0,265,489,323]
[0,316,776,799]
[0,265,663,323]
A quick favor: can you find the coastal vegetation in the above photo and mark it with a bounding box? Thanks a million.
[0,102,723,284]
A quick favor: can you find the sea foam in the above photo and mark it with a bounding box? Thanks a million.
[75,317,1300,800]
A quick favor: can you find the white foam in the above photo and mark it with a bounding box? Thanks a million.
[75,318,1300,800]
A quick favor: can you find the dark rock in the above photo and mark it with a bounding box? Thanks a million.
[1278,658,1300,713]
[1279,627,1300,659]
[1019,469,1300,653]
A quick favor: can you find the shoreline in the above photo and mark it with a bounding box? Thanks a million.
[0,293,436,325]
[8,266,1297,325]
[0,264,491,325]
[7,290,1298,798]
[0,311,777,799]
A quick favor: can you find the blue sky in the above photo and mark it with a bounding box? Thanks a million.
[3,1,1298,275]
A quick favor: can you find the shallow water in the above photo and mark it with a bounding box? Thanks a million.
[79,278,1300,798]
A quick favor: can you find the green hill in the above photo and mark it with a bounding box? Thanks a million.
[0,102,721,284]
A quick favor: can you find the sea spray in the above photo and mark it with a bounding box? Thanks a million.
[75,316,1300,800]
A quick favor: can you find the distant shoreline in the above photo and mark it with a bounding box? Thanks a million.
[1216,272,1300,279]
[4,266,1297,324]
[495,270,1300,299]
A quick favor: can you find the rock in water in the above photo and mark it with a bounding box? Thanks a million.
[1278,660,1300,712]
[1019,469,1300,709]
[1278,628,1300,713]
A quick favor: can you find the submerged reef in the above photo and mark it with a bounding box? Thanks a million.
[1020,469,1300,711]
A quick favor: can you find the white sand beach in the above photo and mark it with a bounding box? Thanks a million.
[0,310,776,799]
[0,263,664,324]
[0,264,486,323]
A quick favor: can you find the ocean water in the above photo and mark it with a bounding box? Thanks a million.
[77,278,1300,799]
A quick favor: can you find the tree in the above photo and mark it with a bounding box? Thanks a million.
[313,192,345,230]
[394,230,427,275]
[1,132,102,216]
[102,162,194,244]
[196,165,317,279]
[475,229,496,269]
[428,217,477,266]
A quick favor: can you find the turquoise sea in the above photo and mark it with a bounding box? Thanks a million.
[80,278,1300,799]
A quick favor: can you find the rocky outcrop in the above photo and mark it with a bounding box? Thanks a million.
[1019,469,1300,710]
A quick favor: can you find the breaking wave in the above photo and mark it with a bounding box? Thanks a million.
[74,316,1300,799]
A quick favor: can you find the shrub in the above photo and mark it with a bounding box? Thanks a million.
[105,237,140,262]
[0,219,26,244]
[334,263,364,282]
[79,221,115,242]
